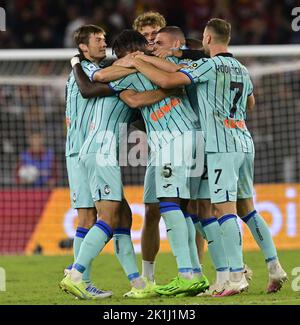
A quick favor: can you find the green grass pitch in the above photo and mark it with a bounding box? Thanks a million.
[0,250,299,305]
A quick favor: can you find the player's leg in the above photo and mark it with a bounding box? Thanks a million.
[141,203,160,282]
[65,155,96,283]
[64,154,155,299]
[71,208,97,280]
[183,199,202,277]
[141,163,160,283]
[113,198,156,296]
[195,198,233,296]
[182,129,206,279]
[191,160,230,296]
[237,153,287,293]
[207,152,248,296]
[179,199,209,296]
[61,154,122,299]
[187,199,205,263]
[156,196,200,296]
[154,134,199,295]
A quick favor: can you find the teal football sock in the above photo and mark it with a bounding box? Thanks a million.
[202,217,229,272]
[191,214,207,240]
[242,210,277,263]
[113,228,140,281]
[74,227,92,282]
[74,220,112,274]
[184,213,202,275]
[159,202,192,273]
[219,214,244,272]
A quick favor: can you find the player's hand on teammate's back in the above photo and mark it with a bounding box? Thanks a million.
[152,48,173,58]
[131,51,144,57]
[113,54,136,68]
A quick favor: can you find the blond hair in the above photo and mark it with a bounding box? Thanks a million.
[132,11,166,32]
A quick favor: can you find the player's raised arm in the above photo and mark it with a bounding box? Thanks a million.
[119,88,182,109]
[71,57,114,98]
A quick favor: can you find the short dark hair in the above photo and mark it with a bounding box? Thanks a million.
[73,25,105,48]
[132,11,166,31]
[158,26,185,43]
[112,29,148,57]
[206,18,231,44]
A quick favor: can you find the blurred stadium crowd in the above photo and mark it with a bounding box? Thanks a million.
[0,0,299,48]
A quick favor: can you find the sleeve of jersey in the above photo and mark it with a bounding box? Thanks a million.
[179,58,213,83]
[247,77,254,96]
[81,61,102,81]
[109,77,132,93]
[109,74,145,94]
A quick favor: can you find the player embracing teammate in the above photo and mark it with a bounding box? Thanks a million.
[61,15,287,300]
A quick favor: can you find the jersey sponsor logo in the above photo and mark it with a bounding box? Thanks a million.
[224,118,246,129]
[163,183,172,189]
[150,98,181,122]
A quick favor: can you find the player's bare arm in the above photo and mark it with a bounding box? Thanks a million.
[133,54,181,72]
[119,88,180,109]
[72,63,114,98]
[247,93,255,111]
[132,58,191,89]
[93,65,136,83]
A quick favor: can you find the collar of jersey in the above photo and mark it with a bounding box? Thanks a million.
[215,52,233,57]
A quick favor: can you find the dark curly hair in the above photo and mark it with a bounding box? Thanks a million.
[112,29,149,58]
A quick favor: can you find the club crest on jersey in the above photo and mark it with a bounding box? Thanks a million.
[72,192,76,202]
[104,185,111,195]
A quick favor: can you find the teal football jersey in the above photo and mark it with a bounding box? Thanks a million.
[180,53,254,153]
[168,57,202,124]
[79,94,137,156]
[65,60,100,157]
[109,68,200,151]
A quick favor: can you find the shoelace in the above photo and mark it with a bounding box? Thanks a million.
[86,284,105,295]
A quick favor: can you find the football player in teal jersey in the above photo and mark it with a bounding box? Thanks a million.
[116,18,287,295]
[105,30,208,296]
[136,26,209,290]
[132,10,167,286]
[64,24,114,298]
[61,25,174,300]
[133,15,209,285]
